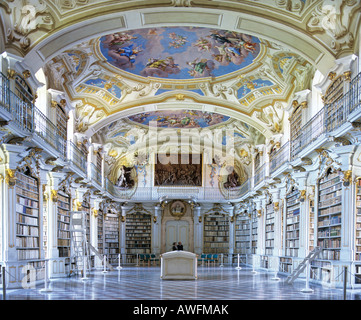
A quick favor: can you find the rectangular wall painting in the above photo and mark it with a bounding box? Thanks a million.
[154,154,202,186]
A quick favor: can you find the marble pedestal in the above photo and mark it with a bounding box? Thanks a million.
[160,251,198,280]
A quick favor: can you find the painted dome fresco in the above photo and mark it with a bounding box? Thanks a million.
[99,27,261,79]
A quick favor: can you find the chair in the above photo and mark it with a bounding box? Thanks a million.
[144,254,151,266]
[150,254,159,266]
[139,254,145,266]
[206,254,214,266]
[198,254,207,265]
[212,254,219,265]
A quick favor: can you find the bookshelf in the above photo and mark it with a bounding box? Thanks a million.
[235,215,250,254]
[317,168,342,260]
[251,210,258,254]
[15,169,40,261]
[290,104,302,158]
[43,192,48,258]
[57,191,71,258]
[97,210,104,255]
[126,213,152,254]
[80,201,91,243]
[309,199,315,252]
[285,188,300,257]
[355,178,361,260]
[355,178,361,284]
[104,214,120,264]
[279,257,292,273]
[310,260,332,283]
[265,202,274,255]
[203,213,229,254]
[55,103,67,140]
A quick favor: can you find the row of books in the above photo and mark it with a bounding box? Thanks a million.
[15,186,38,201]
[16,179,38,194]
[286,230,300,239]
[17,213,38,225]
[319,190,342,202]
[204,231,228,237]
[16,224,39,236]
[319,182,342,195]
[318,238,341,249]
[319,195,342,208]
[58,230,70,239]
[318,215,341,226]
[318,227,341,238]
[266,232,274,240]
[16,171,37,186]
[286,239,299,248]
[16,236,39,248]
[18,249,40,260]
[17,196,38,208]
[57,239,70,246]
[319,204,342,215]
[16,203,39,216]
[204,236,228,242]
[286,216,300,225]
[58,202,70,211]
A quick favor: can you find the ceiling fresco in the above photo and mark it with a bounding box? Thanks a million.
[99,27,261,79]
[127,110,230,128]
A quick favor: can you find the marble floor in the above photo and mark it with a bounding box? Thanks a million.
[3,265,361,301]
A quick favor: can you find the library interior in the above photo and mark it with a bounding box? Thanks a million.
[0,0,361,301]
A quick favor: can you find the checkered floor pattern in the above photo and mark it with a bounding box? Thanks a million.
[3,266,361,300]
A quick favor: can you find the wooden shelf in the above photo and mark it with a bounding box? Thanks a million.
[203,213,229,254]
[15,170,40,261]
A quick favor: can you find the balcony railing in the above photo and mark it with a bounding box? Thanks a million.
[270,141,289,174]
[0,72,10,112]
[33,106,67,158]
[0,71,67,159]
[291,107,325,160]
[254,164,265,187]
[291,72,361,160]
[104,179,251,201]
[67,141,87,174]
[348,71,361,115]
[90,162,102,186]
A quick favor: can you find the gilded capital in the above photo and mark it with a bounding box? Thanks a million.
[51,189,58,202]
[274,202,279,212]
[92,208,98,218]
[343,170,352,186]
[299,190,306,202]
[5,169,16,188]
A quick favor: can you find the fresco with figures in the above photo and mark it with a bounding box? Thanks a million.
[99,27,261,79]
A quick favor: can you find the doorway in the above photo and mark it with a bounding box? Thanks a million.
[165,220,189,252]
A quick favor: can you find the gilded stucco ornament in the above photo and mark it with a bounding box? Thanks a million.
[342,170,352,186]
[5,168,16,187]
[299,190,306,202]
[92,208,98,218]
[51,189,58,202]
[274,202,279,212]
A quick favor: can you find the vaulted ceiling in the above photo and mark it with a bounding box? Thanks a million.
[1,0,360,150]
